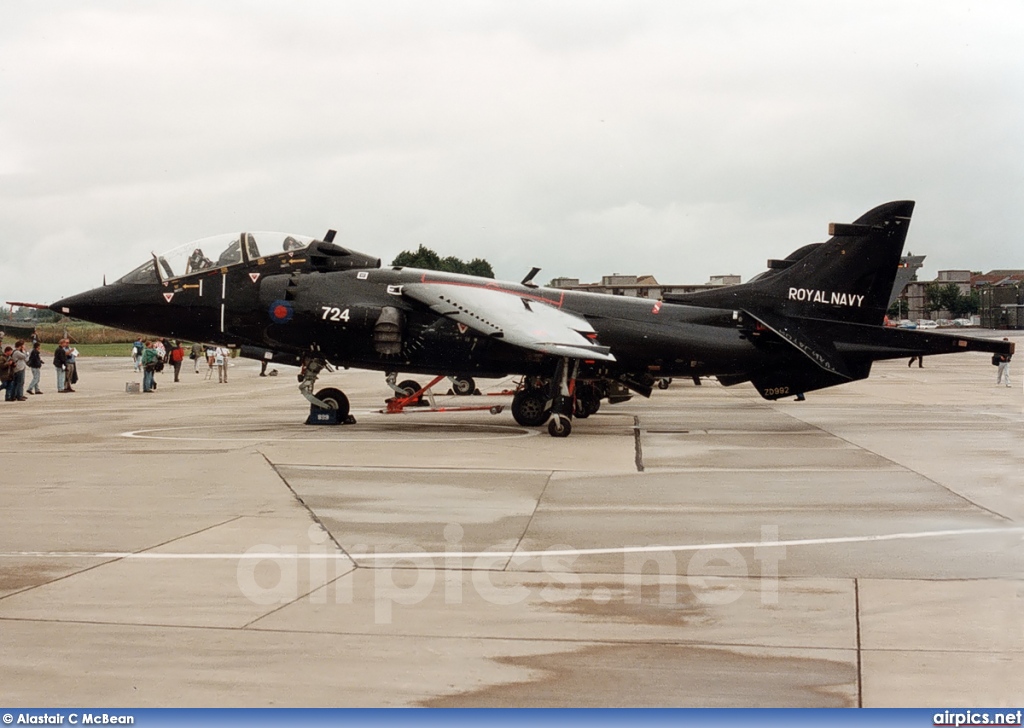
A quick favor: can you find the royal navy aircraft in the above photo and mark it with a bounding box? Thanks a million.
[50,200,1013,437]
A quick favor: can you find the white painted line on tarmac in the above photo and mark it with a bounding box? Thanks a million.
[4,526,1021,562]
[119,422,538,443]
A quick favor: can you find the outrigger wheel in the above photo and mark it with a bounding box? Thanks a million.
[547,414,572,438]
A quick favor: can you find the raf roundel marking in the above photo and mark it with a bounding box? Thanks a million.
[269,299,294,324]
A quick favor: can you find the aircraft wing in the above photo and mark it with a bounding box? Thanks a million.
[402,282,615,361]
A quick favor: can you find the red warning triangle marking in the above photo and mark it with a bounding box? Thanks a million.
[249,273,261,283]
[457,323,469,334]
[163,292,175,303]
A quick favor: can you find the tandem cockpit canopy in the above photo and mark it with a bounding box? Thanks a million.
[117,232,316,284]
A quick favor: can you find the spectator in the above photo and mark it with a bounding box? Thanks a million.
[27,341,43,394]
[141,340,160,393]
[1,346,13,401]
[169,341,184,382]
[205,345,216,379]
[10,340,28,401]
[53,338,69,393]
[132,338,144,371]
[995,340,1012,388]
[63,343,78,392]
[190,342,204,374]
[214,345,230,383]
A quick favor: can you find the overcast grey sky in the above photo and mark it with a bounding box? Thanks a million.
[2,1,1022,305]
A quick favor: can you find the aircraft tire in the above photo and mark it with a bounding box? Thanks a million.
[547,416,572,438]
[575,384,600,418]
[657,378,672,390]
[314,387,350,419]
[511,390,549,427]
[452,376,475,396]
[397,379,422,400]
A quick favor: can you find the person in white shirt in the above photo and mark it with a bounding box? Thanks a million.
[214,346,230,383]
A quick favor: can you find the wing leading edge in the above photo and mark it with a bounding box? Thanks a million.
[402,282,615,362]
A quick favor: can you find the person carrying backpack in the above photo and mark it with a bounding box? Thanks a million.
[169,341,185,382]
[141,340,161,393]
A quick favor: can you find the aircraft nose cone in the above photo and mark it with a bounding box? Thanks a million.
[50,284,141,330]
[51,289,101,318]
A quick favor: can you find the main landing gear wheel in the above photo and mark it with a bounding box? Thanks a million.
[314,387,350,420]
[511,389,549,427]
[574,397,601,418]
[547,415,572,438]
[451,376,476,396]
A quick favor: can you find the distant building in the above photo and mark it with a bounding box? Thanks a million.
[708,275,741,286]
[936,269,972,293]
[549,273,741,299]
[937,270,971,282]
[904,267,1024,328]
[974,270,1024,329]
[979,285,1024,329]
[972,270,1024,287]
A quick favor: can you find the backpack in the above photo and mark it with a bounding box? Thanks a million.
[992,354,1001,366]
[171,347,184,363]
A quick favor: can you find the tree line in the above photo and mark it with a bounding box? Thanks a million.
[391,245,494,278]
[888,282,980,319]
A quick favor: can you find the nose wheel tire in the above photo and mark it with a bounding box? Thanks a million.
[313,387,350,420]
[451,376,476,396]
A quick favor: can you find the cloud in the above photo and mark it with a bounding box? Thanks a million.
[2,0,1022,306]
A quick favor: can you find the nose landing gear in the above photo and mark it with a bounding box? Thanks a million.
[299,357,355,425]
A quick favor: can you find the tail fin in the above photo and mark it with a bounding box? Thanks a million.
[668,200,915,326]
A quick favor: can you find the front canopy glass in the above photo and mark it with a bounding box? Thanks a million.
[118,232,315,284]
